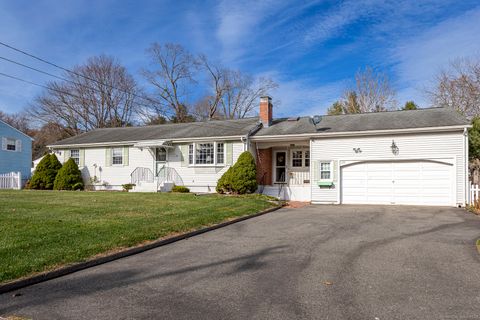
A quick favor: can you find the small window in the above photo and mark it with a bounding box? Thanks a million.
[112,148,123,165]
[188,144,194,165]
[70,149,80,165]
[156,147,166,162]
[320,162,332,180]
[292,151,303,167]
[6,138,16,151]
[195,143,214,165]
[217,143,224,164]
[305,151,310,167]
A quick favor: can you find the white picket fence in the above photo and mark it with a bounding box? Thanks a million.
[470,184,480,204]
[0,172,22,190]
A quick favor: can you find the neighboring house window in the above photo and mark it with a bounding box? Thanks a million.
[112,147,123,165]
[217,143,224,164]
[195,143,214,165]
[292,150,303,167]
[70,149,80,165]
[6,138,16,151]
[305,151,310,167]
[320,161,332,180]
[188,144,194,165]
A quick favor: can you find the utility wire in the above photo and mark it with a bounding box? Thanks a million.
[0,40,158,106]
[0,71,256,132]
[0,55,162,111]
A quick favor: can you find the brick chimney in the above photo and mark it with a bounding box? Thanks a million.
[260,96,273,127]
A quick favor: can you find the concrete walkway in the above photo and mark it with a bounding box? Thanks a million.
[1,205,479,320]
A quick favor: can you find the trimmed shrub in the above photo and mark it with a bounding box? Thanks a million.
[171,185,190,193]
[216,151,257,194]
[230,151,257,194]
[53,158,84,191]
[29,154,62,190]
[122,183,136,191]
[216,166,234,194]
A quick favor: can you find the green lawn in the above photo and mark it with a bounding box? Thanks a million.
[0,190,276,284]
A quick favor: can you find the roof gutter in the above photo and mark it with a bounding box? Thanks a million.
[250,125,471,141]
[48,135,248,149]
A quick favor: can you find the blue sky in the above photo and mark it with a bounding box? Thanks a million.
[0,0,479,117]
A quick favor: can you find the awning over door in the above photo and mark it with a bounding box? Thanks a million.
[341,160,453,206]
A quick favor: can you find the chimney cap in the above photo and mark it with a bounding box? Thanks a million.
[260,96,272,102]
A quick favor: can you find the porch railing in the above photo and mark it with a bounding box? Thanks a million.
[131,167,154,184]
[157,165,184,191]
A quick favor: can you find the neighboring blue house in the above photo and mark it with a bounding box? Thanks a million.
[0,119,33,182]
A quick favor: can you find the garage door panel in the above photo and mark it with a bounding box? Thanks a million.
[342,160,453,206]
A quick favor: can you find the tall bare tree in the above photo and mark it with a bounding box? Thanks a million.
[428,57,480,118]
[142,43,196,123]
[29,55,141,134]
[353,66,397,112]
[196,54,227,120]
[220,71,277,119]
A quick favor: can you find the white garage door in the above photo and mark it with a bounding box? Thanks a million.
[341,160,453,206]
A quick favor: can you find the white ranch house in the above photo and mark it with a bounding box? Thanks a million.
[49,97,470,207]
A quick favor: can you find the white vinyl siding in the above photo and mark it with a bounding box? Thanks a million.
[58,140,244,192]
[311,131,466,205]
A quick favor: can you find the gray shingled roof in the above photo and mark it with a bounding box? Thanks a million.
[51,107,468,146]
[51,117,260,146]
[255,107,469,136]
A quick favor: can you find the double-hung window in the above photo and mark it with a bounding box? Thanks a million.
[291,150,310,168]
[6,138,16,151]
[112,147,123,165]
[217,143,224,164]
[292,151,303,167]
[70,149,80,165]
[188,142,225,166]
[320,162,332,180]
[188,144,194,165]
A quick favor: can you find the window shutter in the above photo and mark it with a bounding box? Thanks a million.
[226,142,233,165]
[64,150,70,163]
[312,160,319,182]
[79,149,85,167]
[180,144,188,167]
[123,147,129,166]
[332,160,338,181]
[105,148,112,167]
[15,139,22,152]
[1,137,6,151]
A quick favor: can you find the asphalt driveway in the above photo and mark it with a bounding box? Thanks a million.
[1,205,480,320]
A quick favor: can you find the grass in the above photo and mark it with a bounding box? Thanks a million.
[0,190,276,284]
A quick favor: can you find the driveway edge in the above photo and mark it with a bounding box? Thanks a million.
[0,205,282,294]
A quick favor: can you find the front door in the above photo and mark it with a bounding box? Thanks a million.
[274,151,287,183]
[155,147,167,175]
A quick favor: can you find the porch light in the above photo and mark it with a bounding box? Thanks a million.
[391,140,399,155]
[353,147,362,154]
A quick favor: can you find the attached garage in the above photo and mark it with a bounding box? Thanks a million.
[341,160,454,206]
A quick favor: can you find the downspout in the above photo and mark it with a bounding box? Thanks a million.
[244,122,263,152]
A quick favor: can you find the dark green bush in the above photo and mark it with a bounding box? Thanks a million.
[29,154,62,190]
[216,166,234,194]
[171,185,190,193]
[216,151,257,194]
[53,158,84,191]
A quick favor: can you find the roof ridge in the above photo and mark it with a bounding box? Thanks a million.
[315,107,445,118]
